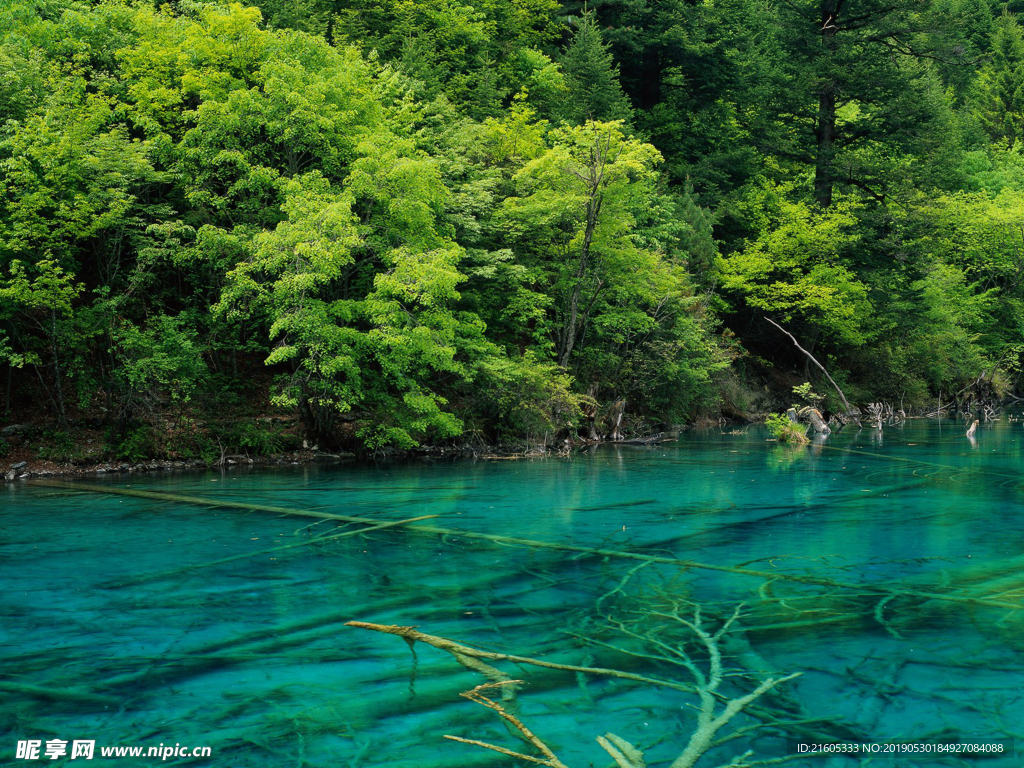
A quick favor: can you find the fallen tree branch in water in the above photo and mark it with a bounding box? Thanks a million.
[344,621,699,694]
[597,733,647,768]
[444,682,570,768]
[352,611,801,768]
[102,514,440,588]
[654,605,801,768]
[0,681,120,708]
[42,482,1024,612]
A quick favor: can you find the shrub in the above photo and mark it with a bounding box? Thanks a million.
[163,419,219,465]
[229,422,285,455]
[108,424,156,462]
[765,413,809,444]
[474,353,584,441]
[37,430,85,463]
[111,315,208,421]
[792,382,823,408]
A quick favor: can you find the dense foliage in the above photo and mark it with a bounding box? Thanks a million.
[1,0,1022,453]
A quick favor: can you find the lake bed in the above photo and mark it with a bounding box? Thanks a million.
[4,419,1023,766]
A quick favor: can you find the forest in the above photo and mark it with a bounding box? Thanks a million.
[2,0,1024,457]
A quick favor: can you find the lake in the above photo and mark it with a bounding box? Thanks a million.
[3,418,1024,767]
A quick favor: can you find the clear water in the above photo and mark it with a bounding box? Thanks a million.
[3,418,1024,767]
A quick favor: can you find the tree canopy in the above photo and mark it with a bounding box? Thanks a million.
[1,0,1022,454]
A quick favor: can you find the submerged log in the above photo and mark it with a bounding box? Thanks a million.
[103,513,439,588]
[616,434,673,445]
[38,481,1024,612]
[346,621,700,694]
[0,681,120,708]
[386,753,517,768]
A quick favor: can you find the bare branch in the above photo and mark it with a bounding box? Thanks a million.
[598,733,647,768]
[669,673,803,768]
[347,621,701,692]
[443,682,570,768]
[764,317,853,413]
[444,736,562,767]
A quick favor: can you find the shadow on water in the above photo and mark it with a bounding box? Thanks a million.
[3,416,1024,766]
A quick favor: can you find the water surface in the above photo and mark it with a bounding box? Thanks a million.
[3,418,1024,766]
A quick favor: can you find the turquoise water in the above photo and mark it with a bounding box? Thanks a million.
[4,418,1024,767]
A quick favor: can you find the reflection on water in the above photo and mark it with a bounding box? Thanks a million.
[3,417,1024,766]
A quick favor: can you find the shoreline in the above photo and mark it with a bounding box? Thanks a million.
[3,451,325,482]
[2,433,682,483]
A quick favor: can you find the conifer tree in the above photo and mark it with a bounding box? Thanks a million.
[466,53,506,120]
[976,11,1024,146]
[560,11,632,124]
[678,186,719,291]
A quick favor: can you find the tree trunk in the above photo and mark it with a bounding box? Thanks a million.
[50,309,68,429]
[558,130,616,369]
[764,317,853,413]
[558,194,602,368]
[815,0,839,208]
[797,406,831,435]
[3,364,11,420]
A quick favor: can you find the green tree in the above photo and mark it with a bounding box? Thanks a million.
[720,183,872,347]
[559,11,632,124]
[218,152,477,448]
[0,259,84,427]
[502,121,660,367]
[768,0,963,207]
[975,11,1024,146]
[110,314,209,425]
[499,120,724,418]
